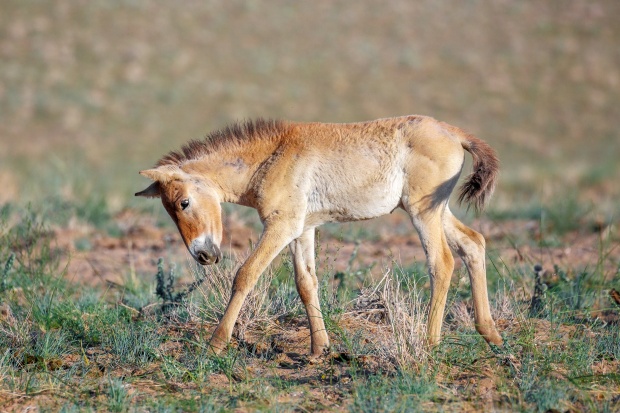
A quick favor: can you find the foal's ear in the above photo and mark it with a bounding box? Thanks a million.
[139,165,184,183]
[135,181,161,198]
[137,166,185,198]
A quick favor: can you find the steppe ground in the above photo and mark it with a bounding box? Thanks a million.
[1,1,619,411]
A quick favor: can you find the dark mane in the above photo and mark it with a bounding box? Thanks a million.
[156,118,288,167]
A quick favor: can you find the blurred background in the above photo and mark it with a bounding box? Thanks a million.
[1,0,619,219]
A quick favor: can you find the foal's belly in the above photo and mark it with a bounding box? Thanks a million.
[305,172,404,227]
[301,140,407,228]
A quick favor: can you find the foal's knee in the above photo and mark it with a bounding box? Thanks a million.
[231,267,255,295]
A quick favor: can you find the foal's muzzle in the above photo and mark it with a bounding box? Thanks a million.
[190,239,222,265]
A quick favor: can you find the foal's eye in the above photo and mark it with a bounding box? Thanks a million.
[180,199,190,210]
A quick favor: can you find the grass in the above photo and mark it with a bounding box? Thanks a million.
[349,369,436,413]
[0,200,618,411]
[1,0,619,410]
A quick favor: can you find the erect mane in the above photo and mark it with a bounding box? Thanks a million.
[156,118,288,167]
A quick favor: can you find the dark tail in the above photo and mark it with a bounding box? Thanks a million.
[442,123,499,212]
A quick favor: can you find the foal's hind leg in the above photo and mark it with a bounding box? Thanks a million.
[443,208,503,346]
[406,207,455,346]
[289,229,329,355]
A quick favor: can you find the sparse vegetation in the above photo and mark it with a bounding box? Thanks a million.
[1,0,619,410]
[0,203,618,411]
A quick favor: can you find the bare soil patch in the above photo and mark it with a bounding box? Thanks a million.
[53,209,619,290]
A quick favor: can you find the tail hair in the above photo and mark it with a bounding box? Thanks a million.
[442,123,499,212]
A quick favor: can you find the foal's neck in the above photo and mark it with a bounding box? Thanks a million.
[181,140,280,207]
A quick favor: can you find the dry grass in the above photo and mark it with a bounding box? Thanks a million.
[1,1,620,410]
[1,207,619,411]
[379,271,430,367]
[189,251,300,341]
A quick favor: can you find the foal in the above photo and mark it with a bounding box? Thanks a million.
[136,115,503,355]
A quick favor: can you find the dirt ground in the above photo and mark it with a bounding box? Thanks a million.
[2,207,619,412]
[54,208,618,290]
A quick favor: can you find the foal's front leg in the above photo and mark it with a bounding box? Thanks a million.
[290,229,329,355]
[209,220,302,353]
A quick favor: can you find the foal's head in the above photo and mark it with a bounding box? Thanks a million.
[135,166,222,265]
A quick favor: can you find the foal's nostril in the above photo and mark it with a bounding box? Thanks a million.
[197,251,211,264]
[192,239,221,265]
